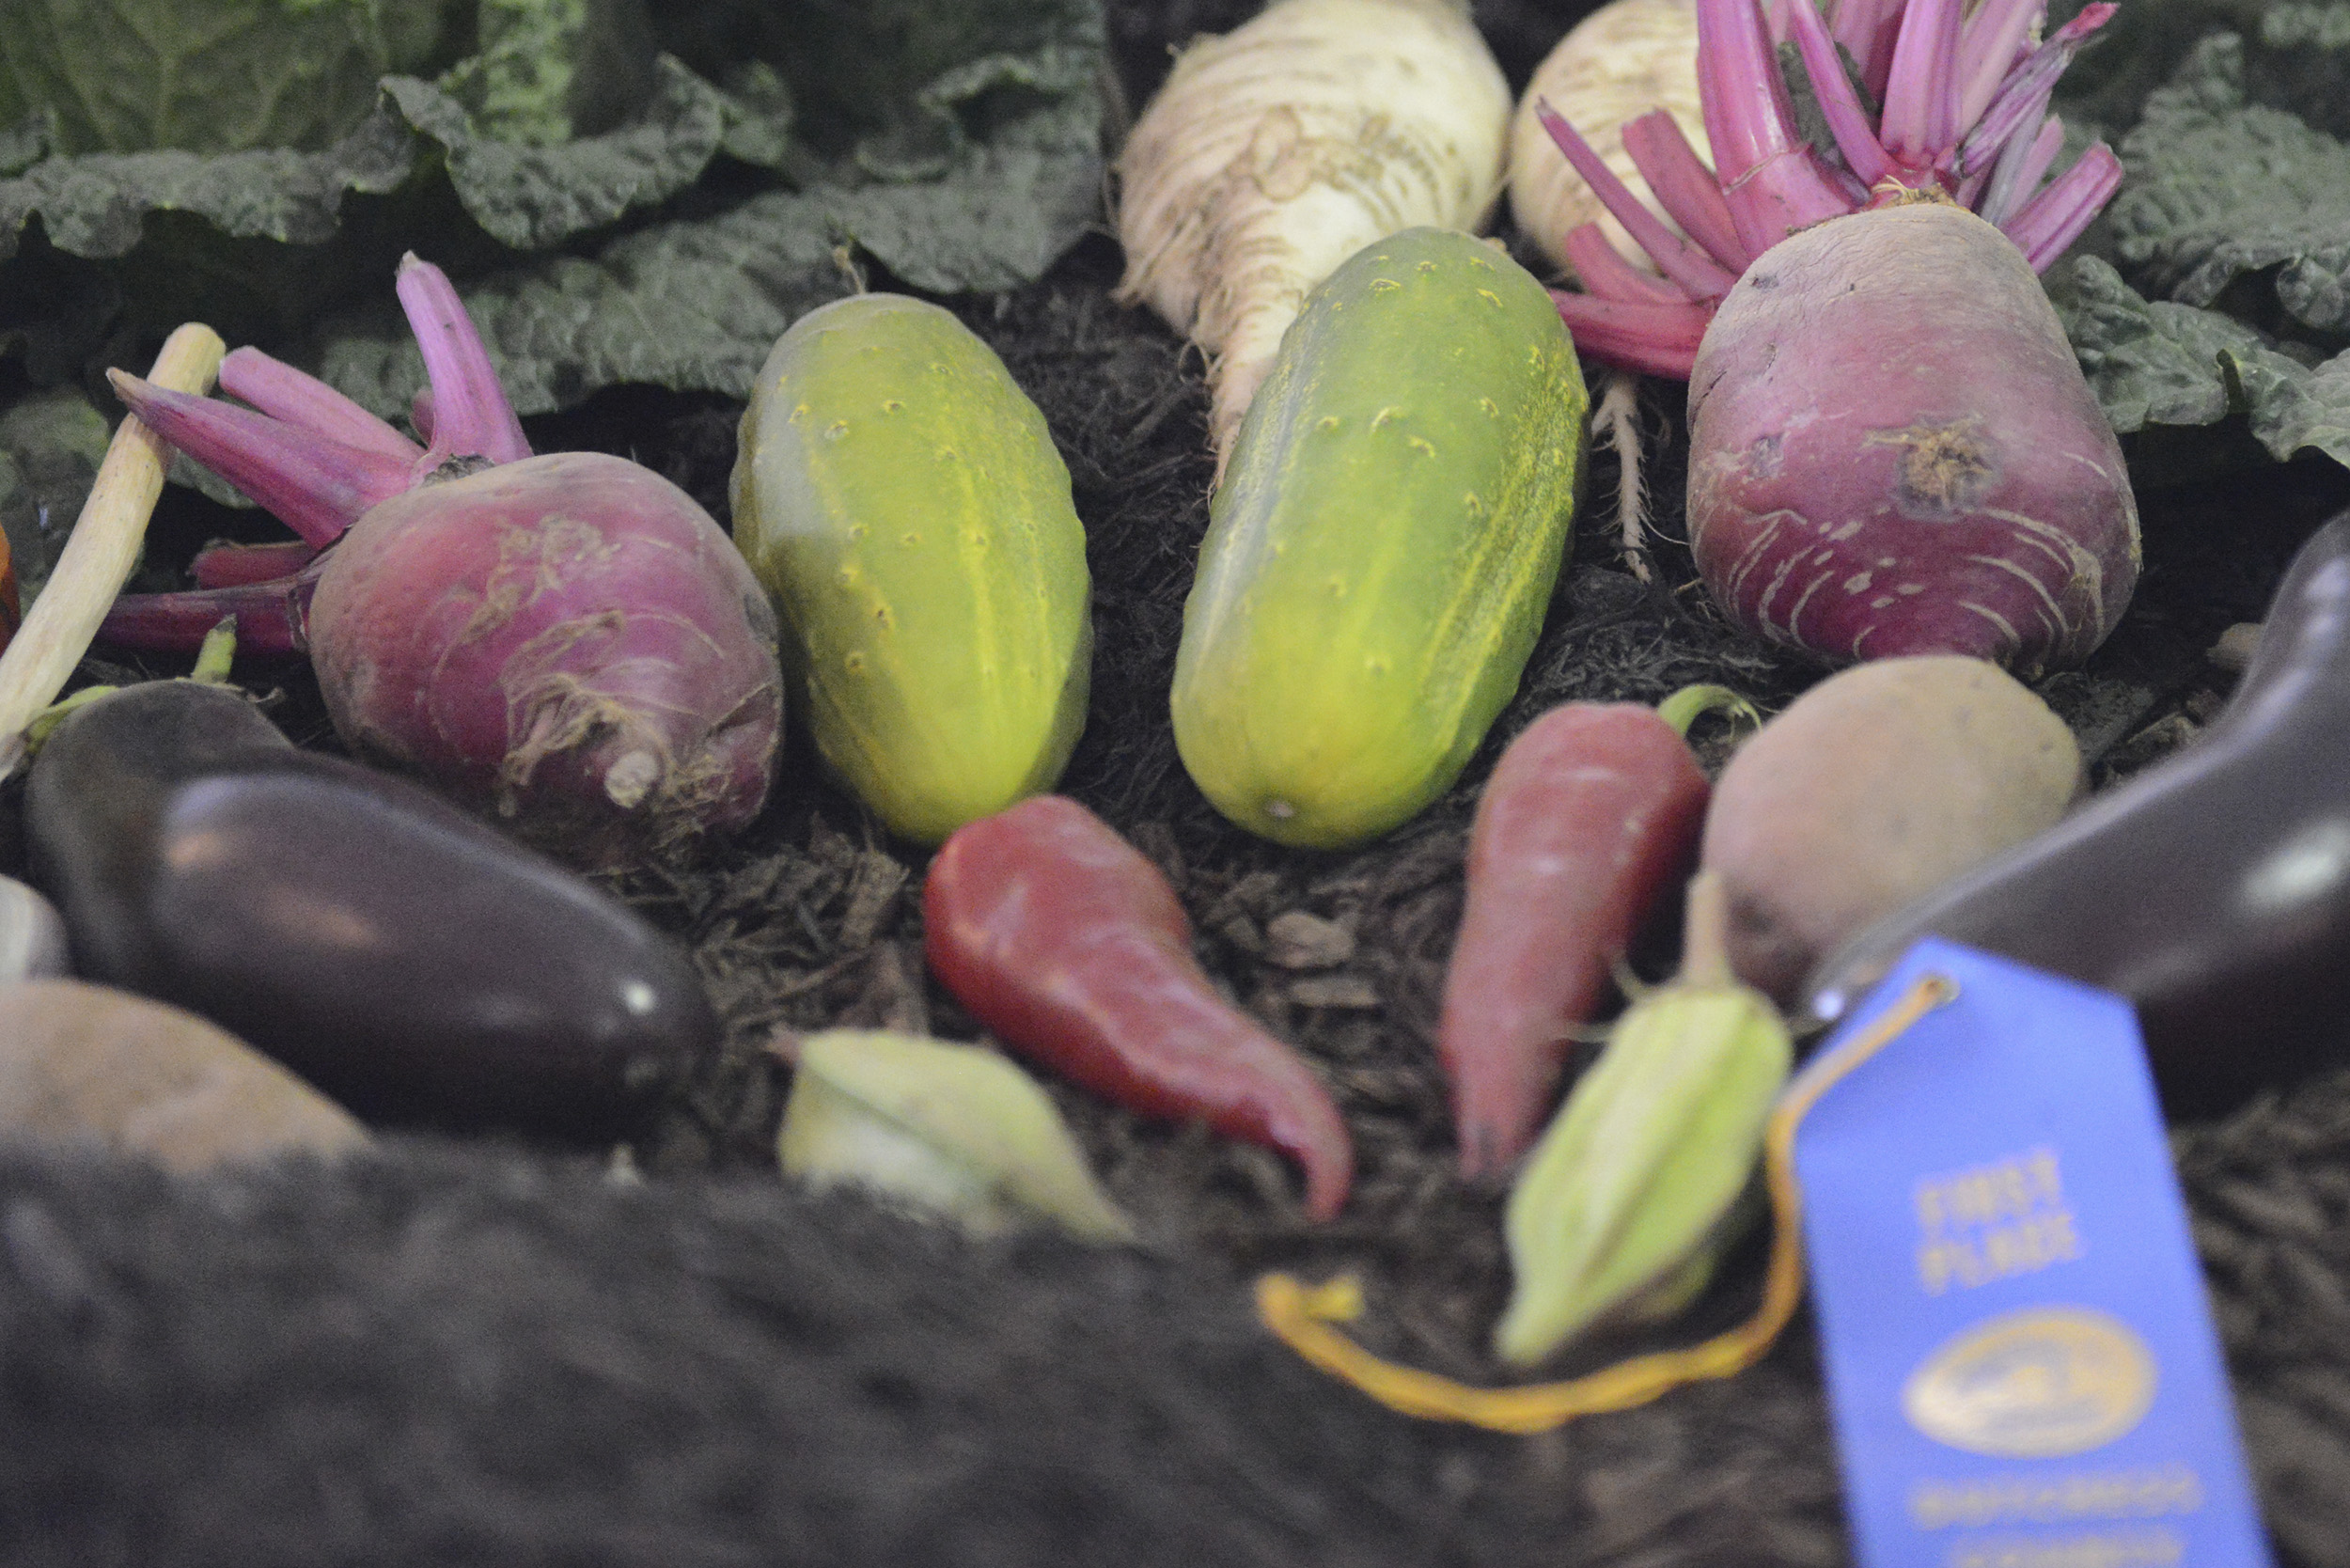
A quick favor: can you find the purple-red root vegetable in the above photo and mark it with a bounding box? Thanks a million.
[1536,0,2138,673]
[99,256,783,861]
[1540,0,2121,361]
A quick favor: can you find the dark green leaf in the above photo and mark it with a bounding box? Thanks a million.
[0,0,446,155]
[0,0,1104,418]
[2240,4,2350,140]
[2108,33,2350,334]
[2060,255,2350,468]
[2046,0,2271,140]
[0,386,110,602]
[436,0,660,147]
[0,110,55,178]
[383,56,731,251]
[317,0,1104,420]
[713,64,794,171]
[0,108,416,262]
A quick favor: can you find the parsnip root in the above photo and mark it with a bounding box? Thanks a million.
[0,322,225,781]
[1113,0,1509,469]
[1507,0,1702,275]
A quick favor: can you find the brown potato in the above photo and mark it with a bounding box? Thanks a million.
[1700,656,2083,1000]
[0,980,368,1172]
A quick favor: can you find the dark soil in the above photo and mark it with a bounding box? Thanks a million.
[7,3,2350,1562]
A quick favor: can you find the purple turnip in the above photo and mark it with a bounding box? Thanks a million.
[1534,0,2139,676]
[99,257,784,864]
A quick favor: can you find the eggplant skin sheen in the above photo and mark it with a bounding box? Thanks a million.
[26,681,714,1133]
[1802,515,2350,1118]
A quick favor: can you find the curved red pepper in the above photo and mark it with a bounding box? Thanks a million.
[923,794,1354,1220]
[1439,701,1716,1183]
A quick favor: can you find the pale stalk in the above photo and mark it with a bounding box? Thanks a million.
[0,324,227,780]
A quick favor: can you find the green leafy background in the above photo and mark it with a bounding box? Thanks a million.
[7,0,2348,588]
[2054,1,2350,468]
[0,0,1105,585]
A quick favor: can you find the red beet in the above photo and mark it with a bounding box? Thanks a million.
[1538,0,2138,674]
[1687,203,2138,672]
[305,451,781,849]
[99,257,782,861]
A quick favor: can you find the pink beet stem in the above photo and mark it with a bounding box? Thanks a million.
[108,371,404,548]
[192,539,321,590]
[1957,76,2052,177]
[1877,0,1964,172]
[219,348,423,466]
[1696,0,1792,180]
[1825,0,1898,95]
[1954,0,2043,130]
[1982,113,2066,227]
[1621,110,1754,273]
[1957,6,2117,176]
[1550,292,1708,378]
[2003,140,2123,271]
[1697,0,1856,255]
[1537,102,1743,299]
[395,255,531,470]
[101,575,314,656]
[1565,225,1702,306]
[1786,0,1894,186]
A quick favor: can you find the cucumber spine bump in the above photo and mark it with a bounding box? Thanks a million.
[1171,227,1589,849]
[732,294,1093,845]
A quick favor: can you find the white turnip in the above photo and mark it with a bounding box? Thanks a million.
[1113,0,1510,468]
[97,259,783,864]
[1507,0,1703,278]
[1539,0,2138,675]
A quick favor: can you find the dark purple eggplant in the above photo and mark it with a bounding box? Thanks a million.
[24,680,715,1134]
[1801,514,2350,1117]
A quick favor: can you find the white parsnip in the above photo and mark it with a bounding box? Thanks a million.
[0,322,224,783]
[1507,0,1702,275]
[1113,0,1509,468]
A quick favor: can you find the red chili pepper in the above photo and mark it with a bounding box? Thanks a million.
[923,794,1354,1221]
[1440,685,1750,1183]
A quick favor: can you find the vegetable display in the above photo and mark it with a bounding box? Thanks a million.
[1439,685,1746,1183]
[1113,0,1512,469]
[27,678,717,1134]
[95,257,784,864]
[1700,654,2081,999]
[1802,515,2350,1118]
[923,795,1354,1222]
[730,293,1092,845]
[1170,227,1588,850]
[7,0,2349,1498]
[1536,0,2139,675]
[1506,0,1702,276]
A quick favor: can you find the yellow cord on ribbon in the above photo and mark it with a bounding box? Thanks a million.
[1257,972,1959,1435]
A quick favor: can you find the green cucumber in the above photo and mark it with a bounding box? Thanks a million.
[1171,227,1589,849]
[731,294,1092,844]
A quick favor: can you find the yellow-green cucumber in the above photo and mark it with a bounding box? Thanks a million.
[731,294,1092,844]
[1171,227,1589,849]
